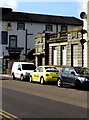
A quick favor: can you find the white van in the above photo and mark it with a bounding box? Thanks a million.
[11,62,36,81]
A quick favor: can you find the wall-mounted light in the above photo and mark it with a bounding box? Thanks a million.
[80,12,87,19]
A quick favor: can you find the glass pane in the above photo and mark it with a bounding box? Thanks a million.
[9,36,17,48]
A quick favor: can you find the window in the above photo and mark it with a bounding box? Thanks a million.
[22,64,36,70]
[39,67,43,72]
[35,67,43,72]
[1,31,8,44]
[17,22,25,30]
[9,35,17,48]
[62,67,70,73]
[45,67,57,72]
[18,64,21,70]
[61,26,67,32]
[45,24,53,31]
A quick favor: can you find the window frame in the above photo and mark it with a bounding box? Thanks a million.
[61,26,67,32]
[17,22,25,30]
[9,35,17,48]
[45,24,53,32]
[1,31,8,44]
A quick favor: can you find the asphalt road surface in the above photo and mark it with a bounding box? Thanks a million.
[1,75,89,119]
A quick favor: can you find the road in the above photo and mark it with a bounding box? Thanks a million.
[0,75,88,119]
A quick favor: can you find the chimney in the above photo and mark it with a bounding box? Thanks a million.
[0,7,12,14]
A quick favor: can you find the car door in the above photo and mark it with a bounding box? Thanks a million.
[61,67,70,83]
[33,67,40,81]
[34,67,43,81]
[17,64,22,79]
[67,67,76,85]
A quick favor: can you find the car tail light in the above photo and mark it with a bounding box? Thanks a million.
[46,74,49,76]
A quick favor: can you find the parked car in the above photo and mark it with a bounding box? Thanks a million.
[57,67,89,88]
[29,66,59,84]
[11,62,36,81]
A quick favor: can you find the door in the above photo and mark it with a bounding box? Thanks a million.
[66,67,76,85]
[53,47,57,65]
[15,64,21,79]
[33,67,43,82]
[61,67,70,83]
[61,46,66,65]
[38,56,42,66]
[71,44,78,66]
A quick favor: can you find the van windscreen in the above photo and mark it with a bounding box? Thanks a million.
[22,64,36,70]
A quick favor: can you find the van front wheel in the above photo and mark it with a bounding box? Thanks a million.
[12,73,15,80]
[20,75,24,81]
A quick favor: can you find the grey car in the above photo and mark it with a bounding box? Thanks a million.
[57,67,89,88]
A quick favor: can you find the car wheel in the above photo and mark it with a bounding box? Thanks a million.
[12,73,15,80]
[29,76,32,83]
[40,77,44,85]
[75,80,81,89]
[57,78,63,87]
[20,75,24,81]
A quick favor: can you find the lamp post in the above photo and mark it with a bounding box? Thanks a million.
[80,29,87,67]
[80,11,87,67]
[25,29,33,59]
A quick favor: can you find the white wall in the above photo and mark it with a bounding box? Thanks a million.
[0,20,80,60]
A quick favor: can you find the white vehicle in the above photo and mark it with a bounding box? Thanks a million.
[11,62,36,81]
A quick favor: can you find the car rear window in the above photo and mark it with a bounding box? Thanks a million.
[45,67,57,72]
[75,67,89,75]
[22,64,36,70]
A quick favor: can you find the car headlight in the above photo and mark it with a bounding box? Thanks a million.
[81,77,88,81]
[78,77,88,82]
[84,78,88,81]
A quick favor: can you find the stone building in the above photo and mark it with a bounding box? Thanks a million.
[34,1,89,68]
[34,33,50,66]
[48,26,83,67]
[35,26,83,67]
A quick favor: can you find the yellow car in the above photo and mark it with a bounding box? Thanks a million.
[29,66,59,84]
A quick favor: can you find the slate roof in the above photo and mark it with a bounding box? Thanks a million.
[1,7,83,26]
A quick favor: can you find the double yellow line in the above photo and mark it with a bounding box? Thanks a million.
[0,109,22,120]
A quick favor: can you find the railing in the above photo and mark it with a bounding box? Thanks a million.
[49,31,67,41]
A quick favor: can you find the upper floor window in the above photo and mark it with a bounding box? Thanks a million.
[1,31,8,44]
[45,24,53,31]
[17,22,25,30]
[61,26,67,32]
[9,35,17,48]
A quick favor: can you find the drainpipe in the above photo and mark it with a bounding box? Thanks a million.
[25,29,33,59]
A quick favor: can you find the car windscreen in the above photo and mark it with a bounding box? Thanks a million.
[74,67,89,75]
[45,67,58,72]
[22,64,36,70]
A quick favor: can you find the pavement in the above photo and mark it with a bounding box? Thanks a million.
[0,74,11,80]
[0,74,11,77]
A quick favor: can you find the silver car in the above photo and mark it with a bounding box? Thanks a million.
[57,67,89,89]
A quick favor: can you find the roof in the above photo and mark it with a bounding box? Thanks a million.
[1,7,83,26]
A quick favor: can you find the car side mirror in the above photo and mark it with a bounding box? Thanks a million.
[71,71,75,76]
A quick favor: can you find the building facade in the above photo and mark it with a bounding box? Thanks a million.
[0,7,83,73]
[35,26,83,67]
[48,27,83,67]
[34,1,89,68]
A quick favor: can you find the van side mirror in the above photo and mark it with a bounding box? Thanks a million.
[71,71,75,76]
[18,68,21,71]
